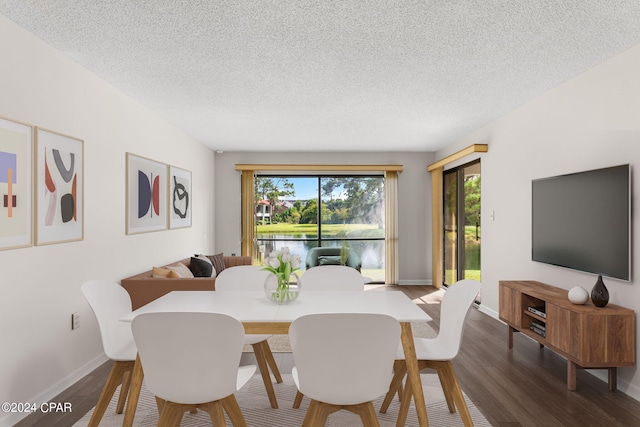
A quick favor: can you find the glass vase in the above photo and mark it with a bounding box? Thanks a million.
[264,272,301,304]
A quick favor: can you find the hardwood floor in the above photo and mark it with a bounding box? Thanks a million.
[14,285,640,427]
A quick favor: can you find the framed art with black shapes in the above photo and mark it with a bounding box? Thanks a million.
[126,153,168,234]
[169,165,191,229]
[35,127,83,245]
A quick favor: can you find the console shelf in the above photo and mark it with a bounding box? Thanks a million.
[499,280,635,391]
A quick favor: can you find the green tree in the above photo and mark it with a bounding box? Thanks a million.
[320,177,384,223]
[464,175,481,226]
[299,199,332,224]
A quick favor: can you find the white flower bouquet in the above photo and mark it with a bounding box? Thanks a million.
[262,247,302,303]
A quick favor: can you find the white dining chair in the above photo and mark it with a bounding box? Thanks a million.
[290,313,401,427]
[131,312,256,426]
[380,279,481,427]
[292,264,366,409]
[300,265,366,291]
[81,280,138,427]
[214,265,283,409]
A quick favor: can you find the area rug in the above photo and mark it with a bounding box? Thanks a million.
[74,373,491,427]
[244,321,437,352]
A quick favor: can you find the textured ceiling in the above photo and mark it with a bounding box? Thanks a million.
[2,1,640,152]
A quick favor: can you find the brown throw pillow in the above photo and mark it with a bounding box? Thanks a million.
[207,253,226,275]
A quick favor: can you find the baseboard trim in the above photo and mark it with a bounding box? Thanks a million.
[0,353,109,427]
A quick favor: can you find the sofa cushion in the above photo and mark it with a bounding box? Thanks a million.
[166,262,194,278]
[318,255,342,266]
[207,253,226,275]
[190,256,214,277]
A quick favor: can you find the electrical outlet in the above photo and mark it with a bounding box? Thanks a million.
[71,312,80,330]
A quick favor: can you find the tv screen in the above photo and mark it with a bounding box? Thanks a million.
[532,164,630,281]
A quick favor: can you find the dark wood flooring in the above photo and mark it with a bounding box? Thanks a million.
[14,285,640,427]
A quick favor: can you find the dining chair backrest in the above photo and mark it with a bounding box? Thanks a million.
[300,265,365,291]
[215,265,273,291]
[433,279,481,359]
[131,312,251,404]
[289,313,400,405]
[81,280,136,361]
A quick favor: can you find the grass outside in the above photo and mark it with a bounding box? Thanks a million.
[446,269,481,284]
[257,223,383,238]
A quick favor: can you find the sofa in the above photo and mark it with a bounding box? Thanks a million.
[305,247,362,271]
[120,255,252,309]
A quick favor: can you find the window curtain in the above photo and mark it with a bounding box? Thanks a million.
[385,171,399,285]
[240,170,255,258]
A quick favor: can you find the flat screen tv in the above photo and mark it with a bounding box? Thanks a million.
[532,164,631,281]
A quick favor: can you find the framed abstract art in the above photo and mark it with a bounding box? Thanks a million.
[35,127,84,245]
[0,116,33,250]
[126,153,167,234]
[169,165,192,229]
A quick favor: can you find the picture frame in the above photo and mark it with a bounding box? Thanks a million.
[126,153,168,234]
[35,127,84,245]
[0,116,33,250]
[169,165,192,229]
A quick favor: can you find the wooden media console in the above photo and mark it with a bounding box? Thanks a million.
[499,280,635,391]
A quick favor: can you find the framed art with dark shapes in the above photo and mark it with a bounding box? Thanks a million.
[0,116,33,250]
[126,153,167,234]
[169,165,191,229]
[35,127,83,245]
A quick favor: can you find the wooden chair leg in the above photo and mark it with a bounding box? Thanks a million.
[201,401,227,427]
[349,402,381,427]
[435,365,456,413]
[157,401,184,427]
[88,360,134,427]
[303,400,341,427]
[301,399,321,427]
[396,374,415,427]
[221,394,248,427]
[155,396,166,415]
[293,391,304,409]
[252,341,279,409]
[380,360,407,413]
[115,367,133,414]
[262,340,283,383]
[430,360,473,427]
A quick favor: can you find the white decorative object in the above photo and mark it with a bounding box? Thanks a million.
[262,247,303,304]
[568,286,589,305]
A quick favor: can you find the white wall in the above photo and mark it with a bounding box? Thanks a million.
[0,15,215,426]
[214,151,434,283]
[438,43,640,400]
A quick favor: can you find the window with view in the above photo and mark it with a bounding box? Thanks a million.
[254,175,386,282]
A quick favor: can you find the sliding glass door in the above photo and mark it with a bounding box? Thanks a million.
[443,160,481,286]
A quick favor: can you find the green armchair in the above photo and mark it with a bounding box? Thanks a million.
[305,247,362,272]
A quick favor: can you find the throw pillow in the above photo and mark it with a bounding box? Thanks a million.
[318,255,342,266]
[190,256,214,278]
[206,253,226,275]
[152,266,172,278]
[194,253,217,277]
[166,262,194,278]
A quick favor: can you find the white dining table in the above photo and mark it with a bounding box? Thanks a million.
[120,290,433,427]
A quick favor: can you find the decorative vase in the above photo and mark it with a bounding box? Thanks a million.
[264,272,301,304]
[568,286,589,305]
[590,275,609,307]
